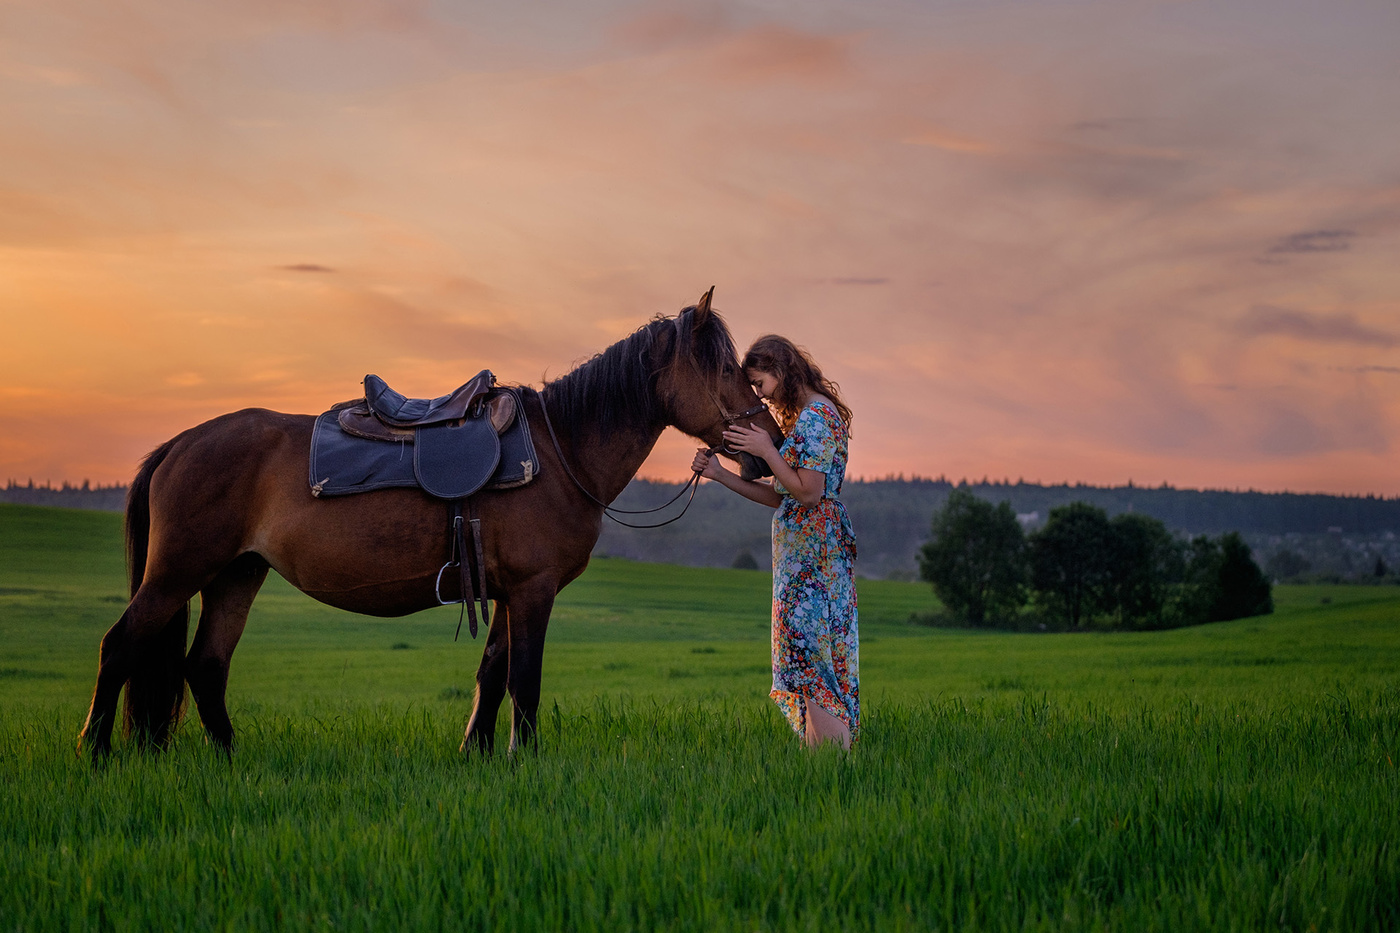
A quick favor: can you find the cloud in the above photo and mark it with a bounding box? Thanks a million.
[1267,229,1355,254]
[711,25,854,83]
[1256,406,1327,456]
[0,62,87,87]
[902,125,996,155]
[613,4,731,50]
[830,277,888,286]
[1070,118,1141,133]
[278,263,337,273]
[1002,138,1195,203]
[613,7,855,82]
[1235,306,1398,347]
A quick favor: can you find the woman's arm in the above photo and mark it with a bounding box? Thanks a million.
[691,449,784,508]
[718,424,827,507]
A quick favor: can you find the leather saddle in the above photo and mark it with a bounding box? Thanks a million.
[362,371,496,427]
[309,370,539,501]
[307,371,542,641]
[336,373,517,444]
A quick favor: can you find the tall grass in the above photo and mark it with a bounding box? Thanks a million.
[3,504,1399,930]
[2,690,1396,932]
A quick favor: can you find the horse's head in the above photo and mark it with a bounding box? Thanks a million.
[660,288,784,481]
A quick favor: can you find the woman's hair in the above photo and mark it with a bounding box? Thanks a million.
[742,335,853,434]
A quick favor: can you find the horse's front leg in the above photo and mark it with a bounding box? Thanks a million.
[505,577,557,754]
[461,600,508,755]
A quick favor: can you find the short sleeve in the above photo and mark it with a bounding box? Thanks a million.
[783,405,838,474]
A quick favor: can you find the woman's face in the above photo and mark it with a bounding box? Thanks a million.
[747,369,780,401]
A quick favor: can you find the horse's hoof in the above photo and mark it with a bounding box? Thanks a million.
[460,734,494,757]
[80,741,112,768]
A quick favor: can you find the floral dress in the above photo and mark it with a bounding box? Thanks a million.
[770,401,860,742]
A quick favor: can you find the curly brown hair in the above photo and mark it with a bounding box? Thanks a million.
[742,335,853,435]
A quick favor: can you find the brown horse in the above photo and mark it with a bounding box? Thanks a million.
[78,292,781,760]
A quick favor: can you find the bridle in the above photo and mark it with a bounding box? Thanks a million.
[533,378,772,530]
[686,348,771,457]
[697,401,768,455]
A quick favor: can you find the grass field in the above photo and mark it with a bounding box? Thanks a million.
[1,503,1397,931]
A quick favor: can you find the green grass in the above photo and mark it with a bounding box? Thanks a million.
[2,503,1398,931]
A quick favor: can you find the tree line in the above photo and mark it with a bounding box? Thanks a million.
[590,477,1398,579]
[8,475,1393,584]
[917,491,1273,630]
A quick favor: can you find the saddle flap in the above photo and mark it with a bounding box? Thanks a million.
[413,418,501,499]
[338,406,415,443]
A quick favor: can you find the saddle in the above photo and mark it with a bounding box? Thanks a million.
[307,370,542,640]
[336,377,517,445]
[361,371,496,428]
[312,370,538,499]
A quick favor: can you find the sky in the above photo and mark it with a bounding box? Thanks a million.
[2,0,1398,495]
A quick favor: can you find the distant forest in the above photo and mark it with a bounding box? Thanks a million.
[6,476,1399,579]
[1,480,126,511]
[595,478,1400,578]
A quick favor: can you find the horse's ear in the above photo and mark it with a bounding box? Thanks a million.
[692,286,714,329]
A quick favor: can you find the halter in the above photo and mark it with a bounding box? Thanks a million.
[534,378,771,530]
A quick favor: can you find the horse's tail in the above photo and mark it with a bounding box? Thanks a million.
[121,439,190,748]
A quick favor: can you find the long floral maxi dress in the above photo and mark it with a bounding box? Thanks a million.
[770,401,860,742]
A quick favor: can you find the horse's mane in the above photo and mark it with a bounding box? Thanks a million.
[543,307,739,440]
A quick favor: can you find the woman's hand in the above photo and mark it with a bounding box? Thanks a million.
[721,422,779,461]
[692,444,784,509]
[692,448,727,480]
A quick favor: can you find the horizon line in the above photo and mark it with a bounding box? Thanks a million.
[8,474,1400,502]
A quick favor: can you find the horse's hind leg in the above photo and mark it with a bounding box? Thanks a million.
[462,600,509,755]
[80,583,194,760]
[187,553,269,755]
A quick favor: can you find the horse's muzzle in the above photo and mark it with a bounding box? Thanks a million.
[737,451,772,481]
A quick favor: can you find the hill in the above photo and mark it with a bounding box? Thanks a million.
[9,476,1400,579]
[597,477,1400,578]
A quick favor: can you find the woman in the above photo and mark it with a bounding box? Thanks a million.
[692,335,858,749]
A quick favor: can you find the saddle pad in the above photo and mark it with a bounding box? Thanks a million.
[414,418,500,499]
[489,392,539,489]
[309,387,540,498]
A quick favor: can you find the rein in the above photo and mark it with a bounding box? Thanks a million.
[532,388,760,530]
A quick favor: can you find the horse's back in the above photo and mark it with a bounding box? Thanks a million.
[143,403,597,615]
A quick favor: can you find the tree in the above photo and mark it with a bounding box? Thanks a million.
[731,549,759,571]
[1213,533,1273,619]
[1029,502,1115,628]
[918,490,1028,626]
[1106,513,1184,628]
[1183,533,1273,622]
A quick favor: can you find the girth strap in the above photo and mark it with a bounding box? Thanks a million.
[438,499,491,640]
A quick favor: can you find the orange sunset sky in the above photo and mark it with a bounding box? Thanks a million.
[2,0,1398,495]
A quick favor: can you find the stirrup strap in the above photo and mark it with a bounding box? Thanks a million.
[440,499,490,641]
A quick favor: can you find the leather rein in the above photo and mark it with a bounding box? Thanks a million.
[534,387,768,529]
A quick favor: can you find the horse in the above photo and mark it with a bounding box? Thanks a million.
[78,291,782,760]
